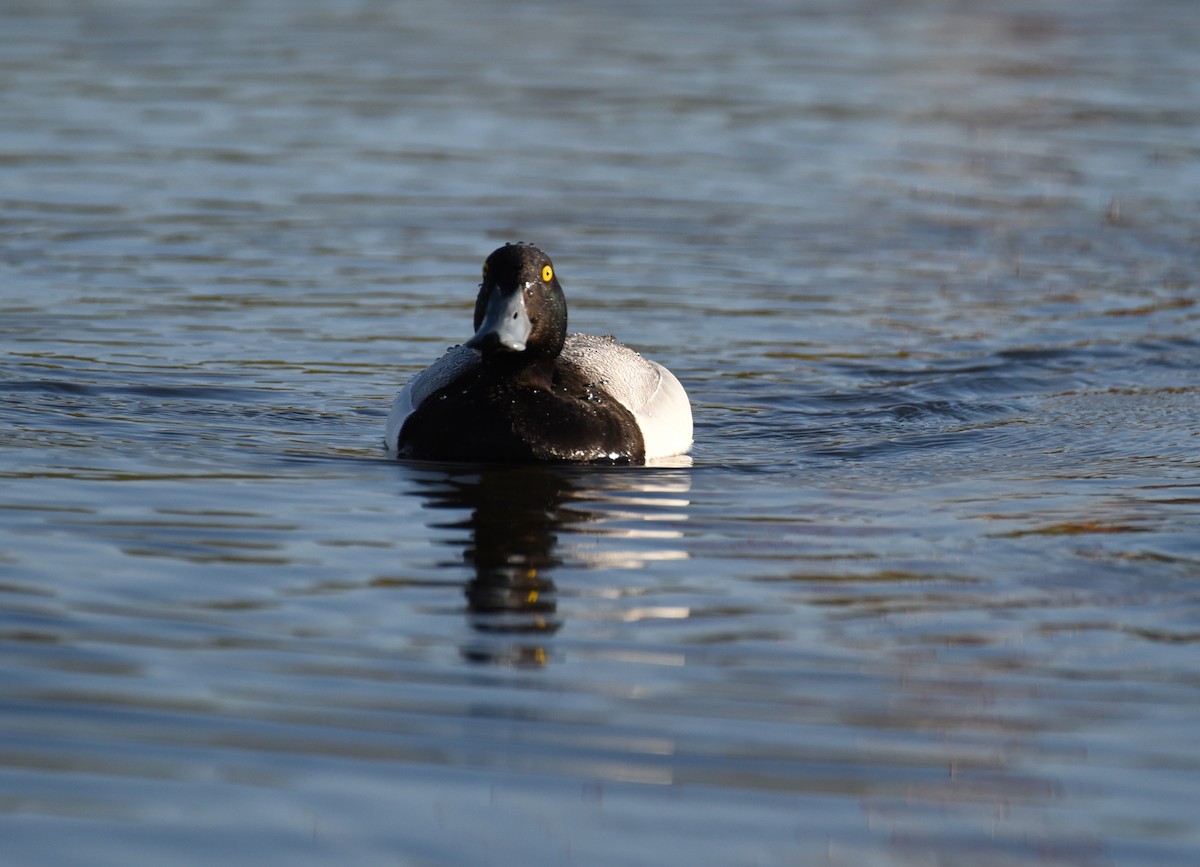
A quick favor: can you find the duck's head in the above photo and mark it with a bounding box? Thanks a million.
[467,243,568,360]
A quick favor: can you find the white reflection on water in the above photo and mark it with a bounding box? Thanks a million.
[401,465,693,665]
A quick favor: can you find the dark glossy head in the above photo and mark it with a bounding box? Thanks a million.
[468,243,568,359]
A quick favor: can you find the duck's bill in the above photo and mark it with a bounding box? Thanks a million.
[467,287,531,352]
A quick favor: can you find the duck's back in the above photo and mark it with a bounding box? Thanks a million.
[385,334,691,464]
[557,334,692,462]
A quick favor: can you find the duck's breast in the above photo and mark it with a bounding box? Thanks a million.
[384,345,480,455]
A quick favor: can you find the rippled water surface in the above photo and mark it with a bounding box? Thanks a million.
[3,1,1199,865]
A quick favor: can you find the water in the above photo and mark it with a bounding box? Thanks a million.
[2,0,1198,864]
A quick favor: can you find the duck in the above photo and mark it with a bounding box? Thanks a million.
[385,242,692,464]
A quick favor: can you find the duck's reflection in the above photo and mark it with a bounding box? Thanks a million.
[411,463,691,667]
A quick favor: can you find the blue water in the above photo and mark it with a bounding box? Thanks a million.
[2,1,1199,865]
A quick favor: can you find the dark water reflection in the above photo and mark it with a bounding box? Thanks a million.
[3,0,1200,864]
[458,467,566,653]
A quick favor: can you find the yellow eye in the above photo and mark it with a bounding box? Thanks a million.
[482,262,489,279]
[541,264,554,282]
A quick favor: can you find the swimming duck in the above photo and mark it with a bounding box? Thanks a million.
[385,243,692,464]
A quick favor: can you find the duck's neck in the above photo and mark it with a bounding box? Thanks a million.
[485,350,557,388]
